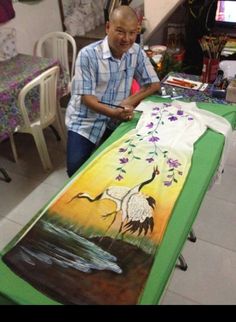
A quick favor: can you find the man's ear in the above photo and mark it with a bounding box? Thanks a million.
[105,21,110,34]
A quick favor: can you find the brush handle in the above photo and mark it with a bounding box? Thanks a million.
[98,101,125,109]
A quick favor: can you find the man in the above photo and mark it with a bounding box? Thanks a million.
[66,5,160,177]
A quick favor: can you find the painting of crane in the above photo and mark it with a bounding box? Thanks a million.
[68,166,159,237]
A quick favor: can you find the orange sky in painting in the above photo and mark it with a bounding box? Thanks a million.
[47,130,188,245]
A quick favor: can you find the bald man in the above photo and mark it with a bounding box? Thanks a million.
[66,6,160,177]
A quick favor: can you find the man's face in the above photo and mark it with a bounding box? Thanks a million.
[106,17,138,59]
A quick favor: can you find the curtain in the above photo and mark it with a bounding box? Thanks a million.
[0,0,15,23]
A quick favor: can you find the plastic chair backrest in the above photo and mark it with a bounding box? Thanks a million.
[36,31,77,83]
[18,66,59,129]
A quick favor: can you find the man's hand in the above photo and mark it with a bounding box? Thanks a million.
[113,105,134,121]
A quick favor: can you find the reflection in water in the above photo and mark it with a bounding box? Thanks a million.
[19,220,122,274]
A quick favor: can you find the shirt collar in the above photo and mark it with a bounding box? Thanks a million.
[101,36,135,60]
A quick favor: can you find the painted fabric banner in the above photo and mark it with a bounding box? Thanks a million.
[3,100,232,304]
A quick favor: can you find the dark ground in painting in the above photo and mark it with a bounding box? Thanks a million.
[3,222,154,305]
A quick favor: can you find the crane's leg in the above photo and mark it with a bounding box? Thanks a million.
[99,212,118,243]
[101,210,117,219]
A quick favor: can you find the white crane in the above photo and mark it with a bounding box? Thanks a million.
[68,166,159,237]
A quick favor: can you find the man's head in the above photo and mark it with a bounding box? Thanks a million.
[106,5,139,59]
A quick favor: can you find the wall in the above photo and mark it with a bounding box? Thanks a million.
[147,4,186,46]
[0,0,184,55]
[130,0,144,8]
[144,0,185,42]
[0,0,62,55]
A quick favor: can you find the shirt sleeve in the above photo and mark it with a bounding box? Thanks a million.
[134,48,160,87]
[73,48,97,96]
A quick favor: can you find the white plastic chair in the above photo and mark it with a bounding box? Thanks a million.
[35,31,77,91]
[35,31,77,134]
[10,66,66,171]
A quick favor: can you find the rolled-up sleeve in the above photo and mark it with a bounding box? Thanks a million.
[134,49,159,87]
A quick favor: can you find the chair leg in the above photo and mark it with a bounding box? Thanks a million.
[49,125,61,141]
[57,102,67,134]
[9,133,18,162]
[55,112,67,150]
[0,168,11,182]
[32,127,52,171]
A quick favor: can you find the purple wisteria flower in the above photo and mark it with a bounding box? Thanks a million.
[164,181,172,186]
[168,115,178,121]
[119,157,129,164]
[153,106,160,111]
[149,136,160,143]
[146,122,154,129]
[116,175,124,181]
[119,147,127,153]
[167,158,181,168]
[177,110,184,116]
[146,157,154,163]
[188,117,194,120]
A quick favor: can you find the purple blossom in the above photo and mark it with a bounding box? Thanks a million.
[9,81,18,89]
[146,122,154,129]
[177,110,184,116]
[149,136,160,143]
[188,117,193,120]
[153,106,160,111]
[167,158,181,168]
[151,113,158,116]
[164,181,172,186]
[119,157,129,164]
[116,174,124,181]
[146,157,154,163]
[119,147,127,153]
[8,118,18,127]
[0,92,11,102]
[32,101,39,112]
[168,115,178,121]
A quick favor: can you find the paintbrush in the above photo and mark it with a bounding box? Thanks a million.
[98,101,125,109]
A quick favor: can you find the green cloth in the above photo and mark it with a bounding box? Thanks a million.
[0,97,235,304]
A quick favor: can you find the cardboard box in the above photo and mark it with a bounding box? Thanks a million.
[226,79,236,103]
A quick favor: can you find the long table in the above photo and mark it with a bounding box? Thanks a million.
[0,96,235,304]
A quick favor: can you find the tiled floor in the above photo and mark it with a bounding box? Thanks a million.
[0,128,236,305]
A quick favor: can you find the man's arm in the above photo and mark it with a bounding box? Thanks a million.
[81,95,134,121]
[121,82,160,108]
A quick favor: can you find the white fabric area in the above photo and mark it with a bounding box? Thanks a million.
[135,100,233,184]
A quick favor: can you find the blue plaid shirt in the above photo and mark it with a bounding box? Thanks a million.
[65,36,159,144]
